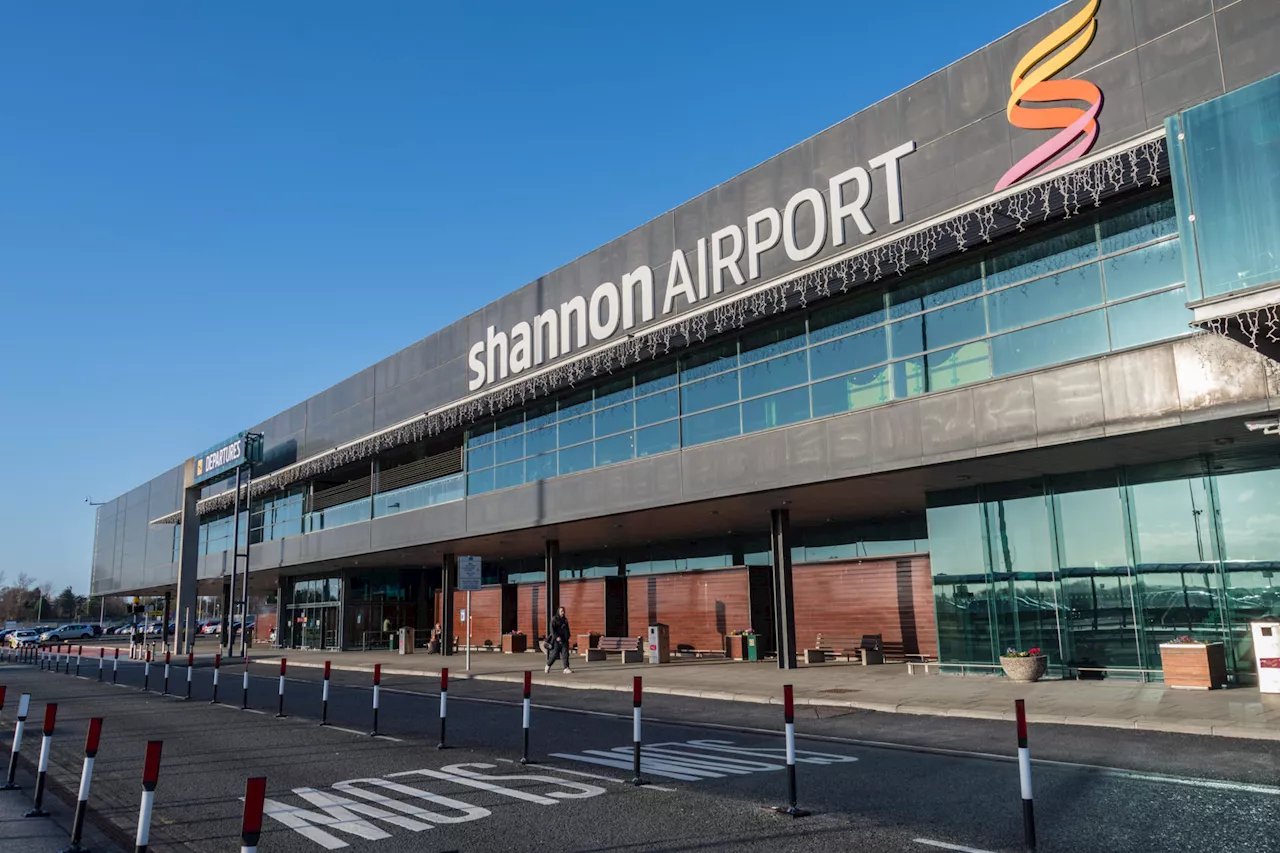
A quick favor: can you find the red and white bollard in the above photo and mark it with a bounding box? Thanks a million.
[1,692,30,790]
[143,650,152,692]
[241,776,267,853]
[98,647,105,682]
[76,645,83,677]
[370,664,381,736]
[630,676,646,786]
[436,668,449,749]
[163,652,172,695]
[275,658,287,718]
[241,655,250,710]
[0,686,5,721]
[134,741,163,853]
[769,684,809,817]
[23,702,57,817]
[63,717,104,853]
[319,661,331,726]
[1016,699,1037,851]
[185,652,194,700]
[520,670,532,765]
[112,648,120,685]
[211,653,222,704]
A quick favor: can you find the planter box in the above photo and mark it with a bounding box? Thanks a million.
[724,635,749,660]
[1000,655,1048,683]
[501,634,528,654]
[577,633,601,656]
[1160,642,1227,690]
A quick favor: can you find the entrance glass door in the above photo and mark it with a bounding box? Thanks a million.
[288,605,339,650]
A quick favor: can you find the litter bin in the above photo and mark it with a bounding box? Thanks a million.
[1252,621,1280,693]
[647,623,670,664]
[398,627,415,655]
[746,634,759,661]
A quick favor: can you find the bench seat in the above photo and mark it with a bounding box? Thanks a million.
[586,636,644,663]
[805,634,885,665]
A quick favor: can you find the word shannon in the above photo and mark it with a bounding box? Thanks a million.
[467,141,917,390]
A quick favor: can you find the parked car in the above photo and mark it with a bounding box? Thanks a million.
[7,629,39,648]
[41,624,95,643]
[90,624,104,636]
[199,620,222,634]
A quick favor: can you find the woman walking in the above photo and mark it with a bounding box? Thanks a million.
[544,606,572,674]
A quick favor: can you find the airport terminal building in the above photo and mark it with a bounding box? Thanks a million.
[92,0,1280,680]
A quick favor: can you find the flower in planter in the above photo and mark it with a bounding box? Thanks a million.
[1003,646,1044,658]
[507,630,525,636]
[1166,635,1201,644]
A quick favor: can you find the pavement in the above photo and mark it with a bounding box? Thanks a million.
[222,643,1280,741]
[2,655,1278,852]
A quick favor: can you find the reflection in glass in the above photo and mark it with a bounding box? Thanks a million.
[494,461,524,490]
[636,421,680,457]
[739,350,808,398]
[681,372,740,414]
[594,402,634,438]
[810,367,891,417]
[682,406,741,446]
[890,315,924,357]
[595,432,635,467]
[985,494,1059,658]
[558,442,594,475]
[991,310,1109,377]
[986,222,1098,290]
[1103,240,1183,301]
[987,264,1103,333]
[922,297,986,350]
[927,341,991,391]
[808,326,888,380]
[927,501,994,663]
[635,389,678,426]
[893,358,925,399]
[742,387,810,433]
[1213,468,1280,673]
[1107,287,1193,351]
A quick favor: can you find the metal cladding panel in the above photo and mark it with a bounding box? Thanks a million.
[370,499,468,552]
[1172,334,1272,420]
[1031,361,1108,445]
[972,375,1039,454]
[300,398,375,458]
[1099,346,1184,433]
[919,390,979,463]
[534,452,684,524]
[1216,0,1280,90]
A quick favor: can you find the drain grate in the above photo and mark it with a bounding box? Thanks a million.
[817,688,856,694]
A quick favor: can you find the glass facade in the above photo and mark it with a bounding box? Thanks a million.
[469,193,1193,495]
[1167,72,1280,301]
[927,460,1280,679]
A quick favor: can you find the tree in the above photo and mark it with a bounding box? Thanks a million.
[57,586,78,620]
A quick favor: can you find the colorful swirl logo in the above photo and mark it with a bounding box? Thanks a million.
[995,0,1103,191]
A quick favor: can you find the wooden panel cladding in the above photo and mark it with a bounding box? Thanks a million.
[377,447,463,493]
[626,568,750,652]
[792,556,937,657]
[434,586,503,648]
[517,579,608,640]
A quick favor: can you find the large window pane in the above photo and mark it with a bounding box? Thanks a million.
[1107,287,1194,351]
[681,371,739,414]
[1099,196,1178,255]
[594,376,634,409]
[985,495,1060,659]
[927,341,991,390]
[922,297,986,349]
[635,388,678,425]
[1103,239,1184,301]
[926,500,995,663]
[890,315,924,357]
[986,223,1098,290]
[594,402,634,438]
[889,264,983,316]
[809,292,886,343]
[1129,477,1223,666]
[466,470,494,495]
[494,461,524,490]
[525,424,557,457]
[467,423,494,448]
[1178,74,1280,297]
[1055,482,1141,668]
[636,421,679,457]
[558,442,594,475]
[1213,468,1280,673]
[558,414,594,447]
[634,362,677,396]
[808,326,888,380]
[680,340,738,381]
[988,264,1103,332]
[739,350,808,399]
[467,443,494,472]
[991,309,1109,376]
[558,390,593,421]
[811,366,892,417]
[527,452,557,482]
[742,386,810,433]
[682,406,741,446]
[740,318,806,364]
[595,432,635,466]
[494,435,524,464]
[893,357,925,398]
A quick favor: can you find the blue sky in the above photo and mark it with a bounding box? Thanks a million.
[0,0,1060,594]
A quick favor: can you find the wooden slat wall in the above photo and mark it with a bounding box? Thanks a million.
[433,587,504,648]
[625,569,750,651]
[792,556,937,656]
[516,579,606,640]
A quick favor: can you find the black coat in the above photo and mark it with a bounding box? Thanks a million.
[549,615,571,643]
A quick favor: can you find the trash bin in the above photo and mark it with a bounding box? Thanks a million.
[746,634,759,661]
[1252,621,1280,694]
[647,623,670,664]
[398,627,415,655]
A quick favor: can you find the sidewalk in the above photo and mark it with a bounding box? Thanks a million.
[246,646,1280,742]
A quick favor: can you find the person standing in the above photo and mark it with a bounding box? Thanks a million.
[544,606,572,674]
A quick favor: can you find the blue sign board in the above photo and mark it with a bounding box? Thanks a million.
[193,432,263,485]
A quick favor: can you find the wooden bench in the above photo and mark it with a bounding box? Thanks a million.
[805,634,885,665]
[585,636,643,663]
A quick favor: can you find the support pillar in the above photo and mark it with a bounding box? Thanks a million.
[161,591,172,654]
[544,540,560,637]
[440,554,456,657]
[174,459,201,655]
[770,509,798,670]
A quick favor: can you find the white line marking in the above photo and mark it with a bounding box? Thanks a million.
[914,839,996,853]
[242,708,268,715]
[320,725,404,742]
[372,734,404,743]
[536,765,677,791]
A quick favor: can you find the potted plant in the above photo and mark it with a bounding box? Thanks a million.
[724,630,748,660]
[1159,636,1227,689]
[501,630,527,654]
[1000,646,1048,683]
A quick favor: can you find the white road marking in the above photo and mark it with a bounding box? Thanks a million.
[914,839,996,853]
[243,708,269,715]
[537,765,675,792]
[322,725,404,742]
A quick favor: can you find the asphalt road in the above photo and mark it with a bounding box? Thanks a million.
[1,656,1278,853]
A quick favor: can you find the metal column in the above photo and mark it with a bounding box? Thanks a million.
[238,465,254,659]
[174,459,201,655]
[440,554,456,657]
[770,509,798,670]
[544,539,560,637]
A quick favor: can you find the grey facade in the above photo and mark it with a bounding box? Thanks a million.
[92,0,1280,598]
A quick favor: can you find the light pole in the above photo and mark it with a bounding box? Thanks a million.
[86,498,107,627]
